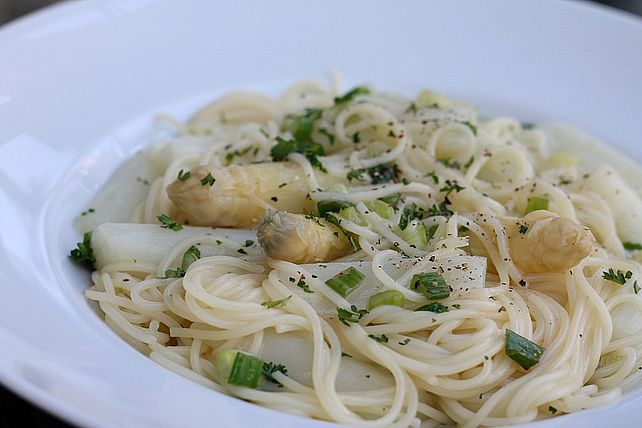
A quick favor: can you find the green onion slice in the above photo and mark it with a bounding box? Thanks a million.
[504,329,545,370]
[326,266,365,297]
[228,351,263,388]
[525,196,549,213]
[368,290,405,310]
[410,272,450,300]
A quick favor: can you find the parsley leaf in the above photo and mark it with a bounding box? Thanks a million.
[270,137,327,172]
[624,242,642,251]
[163,245,201,278]
[439,180,465,196]
[262,362,288,386]
[337,305,368,326]
[334,86,371,104]
[519,225,529,234]
[297,279,314,293]
[602,268,633,285]
[368,334,389,343]
[399,203,425,230]
[177,169,191,181]
[157,214,183,231]
[200,172,216,186]
[438,158,461,169]
[69,231,95,268]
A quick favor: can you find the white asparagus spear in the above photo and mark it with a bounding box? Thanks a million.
[257,211,352,263]
[168,162,334,228]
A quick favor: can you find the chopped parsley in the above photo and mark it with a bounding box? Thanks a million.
[69,231,95,268]
[399,203,425,230]
[346,162,399,184]
[427,200,453,217]
[464,156,475,169]
[177,169,191,181]
[415,302,449,313]
[425,171,439,184]
[163,245,201,278]
[262,295,292,309]
[548,405,557,414]
[242,239,254,247]
[438,158,461,169]
[439,180,465,196]
[282,108,323,142]
[398,338,411,346]
[635,281,640,294]
[157,214,183,231]
[337,305,368,326]
[368,334,389,343]
[460,121,477,135]
[334,86,371,104]
[519,225,529,234]
[262,362,288,386]
[379,192,402,208]
[200,172,216,186]
[270,136,327,172]
[297,279,314,293]
[602,268,633,285]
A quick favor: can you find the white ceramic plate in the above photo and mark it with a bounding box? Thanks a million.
[1,1,641,427]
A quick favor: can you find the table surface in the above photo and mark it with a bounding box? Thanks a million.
[0,1,640,427]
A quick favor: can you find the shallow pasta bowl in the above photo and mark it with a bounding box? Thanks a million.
[0,0,641,427]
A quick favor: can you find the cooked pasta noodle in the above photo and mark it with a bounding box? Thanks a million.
[78,80,642,427]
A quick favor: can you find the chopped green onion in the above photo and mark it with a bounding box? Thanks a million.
[215,349,238,382]
[410,273,450,300]
[338,206,366,225]
[624,242,642,251]
[364,200,393,219]
[326,267,365,297]
[228,351,264,388]
[398,222,428,248]
[368,290,405,310]
[415,302,449,313]
[69,231,95,268]
[378,192,402,207]
[318,200,351,217]
[504,329,545,370]
[525,196,549,213]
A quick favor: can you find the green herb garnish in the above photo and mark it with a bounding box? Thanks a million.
[337,305,368,326]
[163,245,201,278]
[334,86,371,104]
[177,169,191,181]
[415,302,449,313]
[399,203,425,230]
[270,136,327,172]
[297,279,314,293]
[624,242,642,251]
[326,267,365,297]
[602,268,633,285]
[261,295,292,309]
[368,334,389,343]
[69,231,95,268]
[262,362,288,386]
[439,180,465,196]
[504,329,544,370]
[157,214,183,231]
[410,272,450,300]
[200,172,216,186]
[519,225,529,234]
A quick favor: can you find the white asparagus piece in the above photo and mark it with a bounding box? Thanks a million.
[277,255,486,317]
[91,223,259,269]
[257,211,352,263]
[168,162,335,228]
[579,165,642,245]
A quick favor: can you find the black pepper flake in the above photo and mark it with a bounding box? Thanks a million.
[271,196,278,202]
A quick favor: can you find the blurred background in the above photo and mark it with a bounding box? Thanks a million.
[0,1,640,427]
